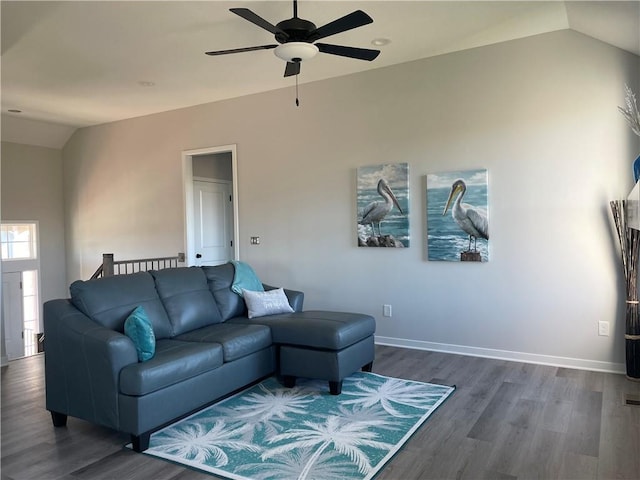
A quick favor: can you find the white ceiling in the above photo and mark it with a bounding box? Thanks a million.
[1,1,639,148]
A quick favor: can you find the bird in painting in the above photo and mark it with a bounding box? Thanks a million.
[443,179,488,251]
[359,178,403,237]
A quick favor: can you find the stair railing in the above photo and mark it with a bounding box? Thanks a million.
[90,252,185,279]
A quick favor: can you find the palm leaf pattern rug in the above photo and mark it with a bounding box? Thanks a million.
[137,372,455,480]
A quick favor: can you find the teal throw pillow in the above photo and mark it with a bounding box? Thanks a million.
[230,261,264,297]
[124,306,156,362]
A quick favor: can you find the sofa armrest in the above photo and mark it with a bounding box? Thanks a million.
[263,284,304,312]
[44,299,138,431]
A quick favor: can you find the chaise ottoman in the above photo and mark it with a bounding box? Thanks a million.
[233,311,375,395]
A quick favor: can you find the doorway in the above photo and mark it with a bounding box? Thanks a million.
[1,222,41,360]
[183,145,239,266]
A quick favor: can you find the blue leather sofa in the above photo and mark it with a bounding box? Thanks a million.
[44,263,375,452]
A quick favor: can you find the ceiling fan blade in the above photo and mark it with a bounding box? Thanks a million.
[284,61,300,77]
[230,8,288,38]
[308,10,373,42]
[316,43,380,61]
[205,45,278,56]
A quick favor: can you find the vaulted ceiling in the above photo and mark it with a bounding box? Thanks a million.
[2,1,639,147]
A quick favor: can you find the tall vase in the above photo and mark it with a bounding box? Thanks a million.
[626,301,640,379]
[610,200,640,381]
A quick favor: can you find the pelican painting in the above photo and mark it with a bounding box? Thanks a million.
[357,163,409,247]
[443,179,489,252]
[360,179,403,236]
[426,169,489,261]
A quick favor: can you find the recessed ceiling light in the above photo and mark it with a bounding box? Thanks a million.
[138,81,155,87]
[8,109,22,113]
[371,38,391,47]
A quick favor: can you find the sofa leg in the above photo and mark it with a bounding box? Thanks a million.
[329,380,342,395]
[131,433,151,453]
[362,362,373,372]
[283,375,296,388]
[50,411,67,427]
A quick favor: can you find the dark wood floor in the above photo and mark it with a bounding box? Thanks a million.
[2,346,639,480]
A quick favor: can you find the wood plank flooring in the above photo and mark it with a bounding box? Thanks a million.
[2,346,639,479]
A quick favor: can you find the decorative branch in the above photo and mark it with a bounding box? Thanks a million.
[618,84,640,137]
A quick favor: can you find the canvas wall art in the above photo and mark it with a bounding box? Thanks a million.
[426,169,489,262]
[357,163,409,248]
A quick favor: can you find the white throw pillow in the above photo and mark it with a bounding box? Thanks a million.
[242,288,294,319]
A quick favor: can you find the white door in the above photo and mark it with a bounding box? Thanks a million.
[193,180,233,266]
[2,272,24,360]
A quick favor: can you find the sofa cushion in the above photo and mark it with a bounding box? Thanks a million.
[119,339,223,396]
[229,311,376,350]
[175,323,272,362]
[202,264,247,321]
[124,306,156,362]
[151,267,223,335]
[70,272,173,339]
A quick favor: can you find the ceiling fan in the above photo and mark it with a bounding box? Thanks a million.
[205,0,381,78]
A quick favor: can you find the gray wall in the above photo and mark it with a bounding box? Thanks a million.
[1,141,67,302]
[62,31,640,371]
[1,141,67,359]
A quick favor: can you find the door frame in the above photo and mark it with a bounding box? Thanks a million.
[182,145,239,266]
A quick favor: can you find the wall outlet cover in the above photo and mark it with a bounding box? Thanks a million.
[598,321,610,336]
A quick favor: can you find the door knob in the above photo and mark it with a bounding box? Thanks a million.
[196,253,202,259]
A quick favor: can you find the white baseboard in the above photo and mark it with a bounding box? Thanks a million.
[374,336,626,374]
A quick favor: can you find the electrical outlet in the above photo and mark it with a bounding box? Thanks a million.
[383,305,392,317]
[250,236,260,245]
[598,321,610,336]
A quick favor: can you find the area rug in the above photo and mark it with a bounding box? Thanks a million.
[136,372,455,480]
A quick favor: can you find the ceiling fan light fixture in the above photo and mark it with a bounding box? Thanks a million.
[274,42,319,63]
[371,38,391,47]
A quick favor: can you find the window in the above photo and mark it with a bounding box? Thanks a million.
[22,270,40,356]
[1,223,37,260]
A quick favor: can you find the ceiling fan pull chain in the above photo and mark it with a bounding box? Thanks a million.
[295,74,300,107]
